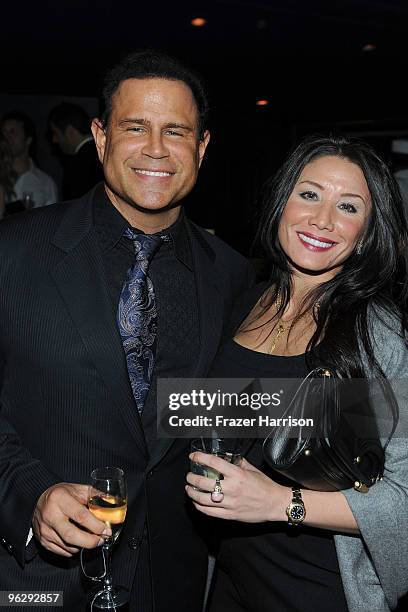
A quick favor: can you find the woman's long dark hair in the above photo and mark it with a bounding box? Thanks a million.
[253,133,408,380]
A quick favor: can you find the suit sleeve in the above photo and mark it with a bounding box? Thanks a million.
[0,406,61,565]
[0,280,61,568]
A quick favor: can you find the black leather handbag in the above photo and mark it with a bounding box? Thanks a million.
[262,368,386,492]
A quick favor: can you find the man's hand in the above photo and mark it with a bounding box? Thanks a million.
[32,483,111,557]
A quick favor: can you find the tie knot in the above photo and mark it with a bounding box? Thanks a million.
[125,228,166,262]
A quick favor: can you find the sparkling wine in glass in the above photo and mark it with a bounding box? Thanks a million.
[88,491,127,543]
[81,466,129,610]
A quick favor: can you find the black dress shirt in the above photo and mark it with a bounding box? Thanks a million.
[93,184,200,447]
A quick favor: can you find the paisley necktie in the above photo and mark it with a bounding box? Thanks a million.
[117,228,164,412]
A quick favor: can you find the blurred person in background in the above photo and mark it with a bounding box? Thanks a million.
[1,111,58,209]
[48,102,102,199]
[0,133,16,219]
[391,138,408,218]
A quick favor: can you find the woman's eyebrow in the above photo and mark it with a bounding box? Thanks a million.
[298,180,366,203]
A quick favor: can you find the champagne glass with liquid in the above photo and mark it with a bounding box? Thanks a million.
[81,466,129,610]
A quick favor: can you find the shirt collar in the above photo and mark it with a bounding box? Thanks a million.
[93,184,193,270]
[75,135,94,155]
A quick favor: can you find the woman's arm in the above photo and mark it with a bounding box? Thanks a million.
[298,488,358,533]
[186,454,359,534]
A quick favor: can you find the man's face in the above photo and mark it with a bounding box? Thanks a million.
[1,119,30,158]
[50,124,71,154]
[92,77,209,215]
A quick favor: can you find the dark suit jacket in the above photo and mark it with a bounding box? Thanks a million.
[0,186,254,611]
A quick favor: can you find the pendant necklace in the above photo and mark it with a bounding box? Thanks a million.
[268,291,287,354]
[268,322,286,354]
[267,291,321,354]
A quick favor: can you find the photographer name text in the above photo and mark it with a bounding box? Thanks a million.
[167,415,314,427]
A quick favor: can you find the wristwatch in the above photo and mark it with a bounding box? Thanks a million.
[286,487,306,526]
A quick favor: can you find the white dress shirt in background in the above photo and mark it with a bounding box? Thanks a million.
[13,158,58,208]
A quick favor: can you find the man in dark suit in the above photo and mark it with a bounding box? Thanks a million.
[49,102,103,199]
[0,51,253,610]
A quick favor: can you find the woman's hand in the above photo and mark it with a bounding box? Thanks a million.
[186,451,359,533]
[186,451,289,523]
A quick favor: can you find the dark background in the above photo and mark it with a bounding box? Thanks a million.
[2,0,408,253]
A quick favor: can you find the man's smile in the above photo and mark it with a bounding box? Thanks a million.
[132,168,174,177]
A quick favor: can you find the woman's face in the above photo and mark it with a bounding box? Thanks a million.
[278,155,371,279]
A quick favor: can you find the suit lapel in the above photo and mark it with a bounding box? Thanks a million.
[147,223,224,471]
[190,227,225,378]
[50,193,148,458]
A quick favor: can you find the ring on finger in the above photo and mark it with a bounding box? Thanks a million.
[211,478,224,503]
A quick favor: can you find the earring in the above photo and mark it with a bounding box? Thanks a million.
[356,239,363,255]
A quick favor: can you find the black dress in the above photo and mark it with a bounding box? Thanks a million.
[207,289,348,612]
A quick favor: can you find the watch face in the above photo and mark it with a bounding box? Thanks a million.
[290,504,305,522]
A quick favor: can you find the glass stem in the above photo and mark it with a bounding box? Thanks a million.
[102,539,113,592]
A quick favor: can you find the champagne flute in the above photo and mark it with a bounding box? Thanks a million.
[81,466,129,610]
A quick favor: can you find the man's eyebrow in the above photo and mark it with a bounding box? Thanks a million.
[118,118,194,132]
[165,122,194,132]
[119,117,151,127]
[299,180,366,203]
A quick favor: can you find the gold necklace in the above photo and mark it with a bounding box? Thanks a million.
[268,291,287,354]
[267,291,321,354]
[268,291,320,355]
[268,322,286,354]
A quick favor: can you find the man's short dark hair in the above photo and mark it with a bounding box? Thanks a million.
[101,50,209,141]
[1,110,36,144]
[48,103,91,135]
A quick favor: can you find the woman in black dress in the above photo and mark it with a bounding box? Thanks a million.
[186,135,408,612]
